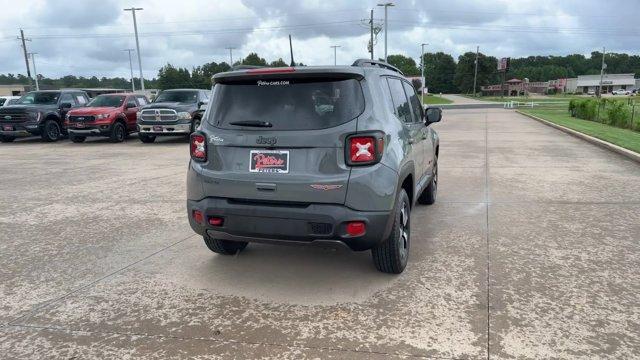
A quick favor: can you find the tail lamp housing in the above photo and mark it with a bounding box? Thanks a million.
[345,132,385,166]
[190,132,207,162]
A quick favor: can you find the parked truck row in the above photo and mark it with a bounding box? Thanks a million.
[0,88,208,143]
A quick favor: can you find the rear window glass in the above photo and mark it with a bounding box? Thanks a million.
[208,78,364,130]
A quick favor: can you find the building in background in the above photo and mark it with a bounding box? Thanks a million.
[573,73,636,95]
[0,85,29,96]
[481,78,550,96]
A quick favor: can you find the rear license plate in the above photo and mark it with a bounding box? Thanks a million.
[153,125,164,132]
[250,150,289,173]
[75,122,85,128]
[2,125,13,131]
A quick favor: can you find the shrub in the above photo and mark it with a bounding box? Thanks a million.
[574,99,597,121]
[606,101,632,128]
[568,99,577,116]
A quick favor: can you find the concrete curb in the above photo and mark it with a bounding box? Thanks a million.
[516,110,640,164]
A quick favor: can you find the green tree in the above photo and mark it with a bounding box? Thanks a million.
[421,52,457,93]
[157,64,192,90]
[241,53,267,66]
[270,58,288,67]
[386,54,420,76]
[454,52,499,94]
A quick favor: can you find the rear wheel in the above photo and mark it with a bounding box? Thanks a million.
[109,122,126,143]
[0,135,15,143]
[69,134,86,143]
[138,133,156,143]
[418,160,437,205]
[203,233,248,255]
[371,189,411,274]
[41,120,61,142]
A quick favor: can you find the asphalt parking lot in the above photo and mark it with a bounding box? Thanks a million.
[1,109,640,359]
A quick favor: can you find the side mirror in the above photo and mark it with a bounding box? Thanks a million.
[425,107,442,124]
[60,102,72,109]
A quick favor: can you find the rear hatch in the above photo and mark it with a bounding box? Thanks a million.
[200,69,365,205]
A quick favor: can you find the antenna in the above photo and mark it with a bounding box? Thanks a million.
[289,34,295,66]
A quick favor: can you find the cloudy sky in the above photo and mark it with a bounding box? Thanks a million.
[0,0,638,80]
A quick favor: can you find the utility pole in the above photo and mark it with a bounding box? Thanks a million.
[421,43,428,96]
[369,9,374,60]
[123,49,135,92]
[18,29,32,87]
[225,47,235,65]
[28,53,39,91]
[330,45,341,66]
[473,46,479,96]
[598,46,606,98]
[377,2,394,62]
[124,7,145,91]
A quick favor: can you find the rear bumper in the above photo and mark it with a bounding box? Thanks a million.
[187,197,394,251]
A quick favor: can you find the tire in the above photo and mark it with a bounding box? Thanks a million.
[109,122,126,143]
[41,120,61,142]
[191,117,201,133]
[418,160,438,205]
[371,189,411,274]
[0,135,15,143]
[69,134,86,143]
[138,133,156,143]
[203,233,248,255]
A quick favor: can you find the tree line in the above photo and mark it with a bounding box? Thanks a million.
[388,51,640,94]
[1,51,638,94]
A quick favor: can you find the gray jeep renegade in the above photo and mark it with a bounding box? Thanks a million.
[187,59,442,273]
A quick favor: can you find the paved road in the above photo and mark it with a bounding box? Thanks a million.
[1,110,640,359]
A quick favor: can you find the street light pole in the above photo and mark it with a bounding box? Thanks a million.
[421,43,427,95]
[473,46,479,96]
[124,7,145,91]
[123,49,135,92]
[377,2,394,62]
[29,52,39,91]
[225,47,235,65]
[330,45,341,66]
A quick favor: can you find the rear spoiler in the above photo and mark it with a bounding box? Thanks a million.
[213,67,365,84]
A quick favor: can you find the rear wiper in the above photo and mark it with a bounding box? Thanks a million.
[228,120,273,128]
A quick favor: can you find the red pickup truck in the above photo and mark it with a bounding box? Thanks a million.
[65,93,149,143]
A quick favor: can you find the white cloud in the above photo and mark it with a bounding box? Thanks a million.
[0,0,637,80]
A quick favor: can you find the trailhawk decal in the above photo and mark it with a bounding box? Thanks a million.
[310,184,344,191]
[249,150,289,173]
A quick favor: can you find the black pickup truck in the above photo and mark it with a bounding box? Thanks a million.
[136,89,210,143]
[0,90,90,142]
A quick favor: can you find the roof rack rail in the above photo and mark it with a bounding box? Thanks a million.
[352,59,404,76]
[231,64,265,71]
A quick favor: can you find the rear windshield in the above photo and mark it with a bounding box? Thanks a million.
[208,78,364,130]
[87,95,125,107]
